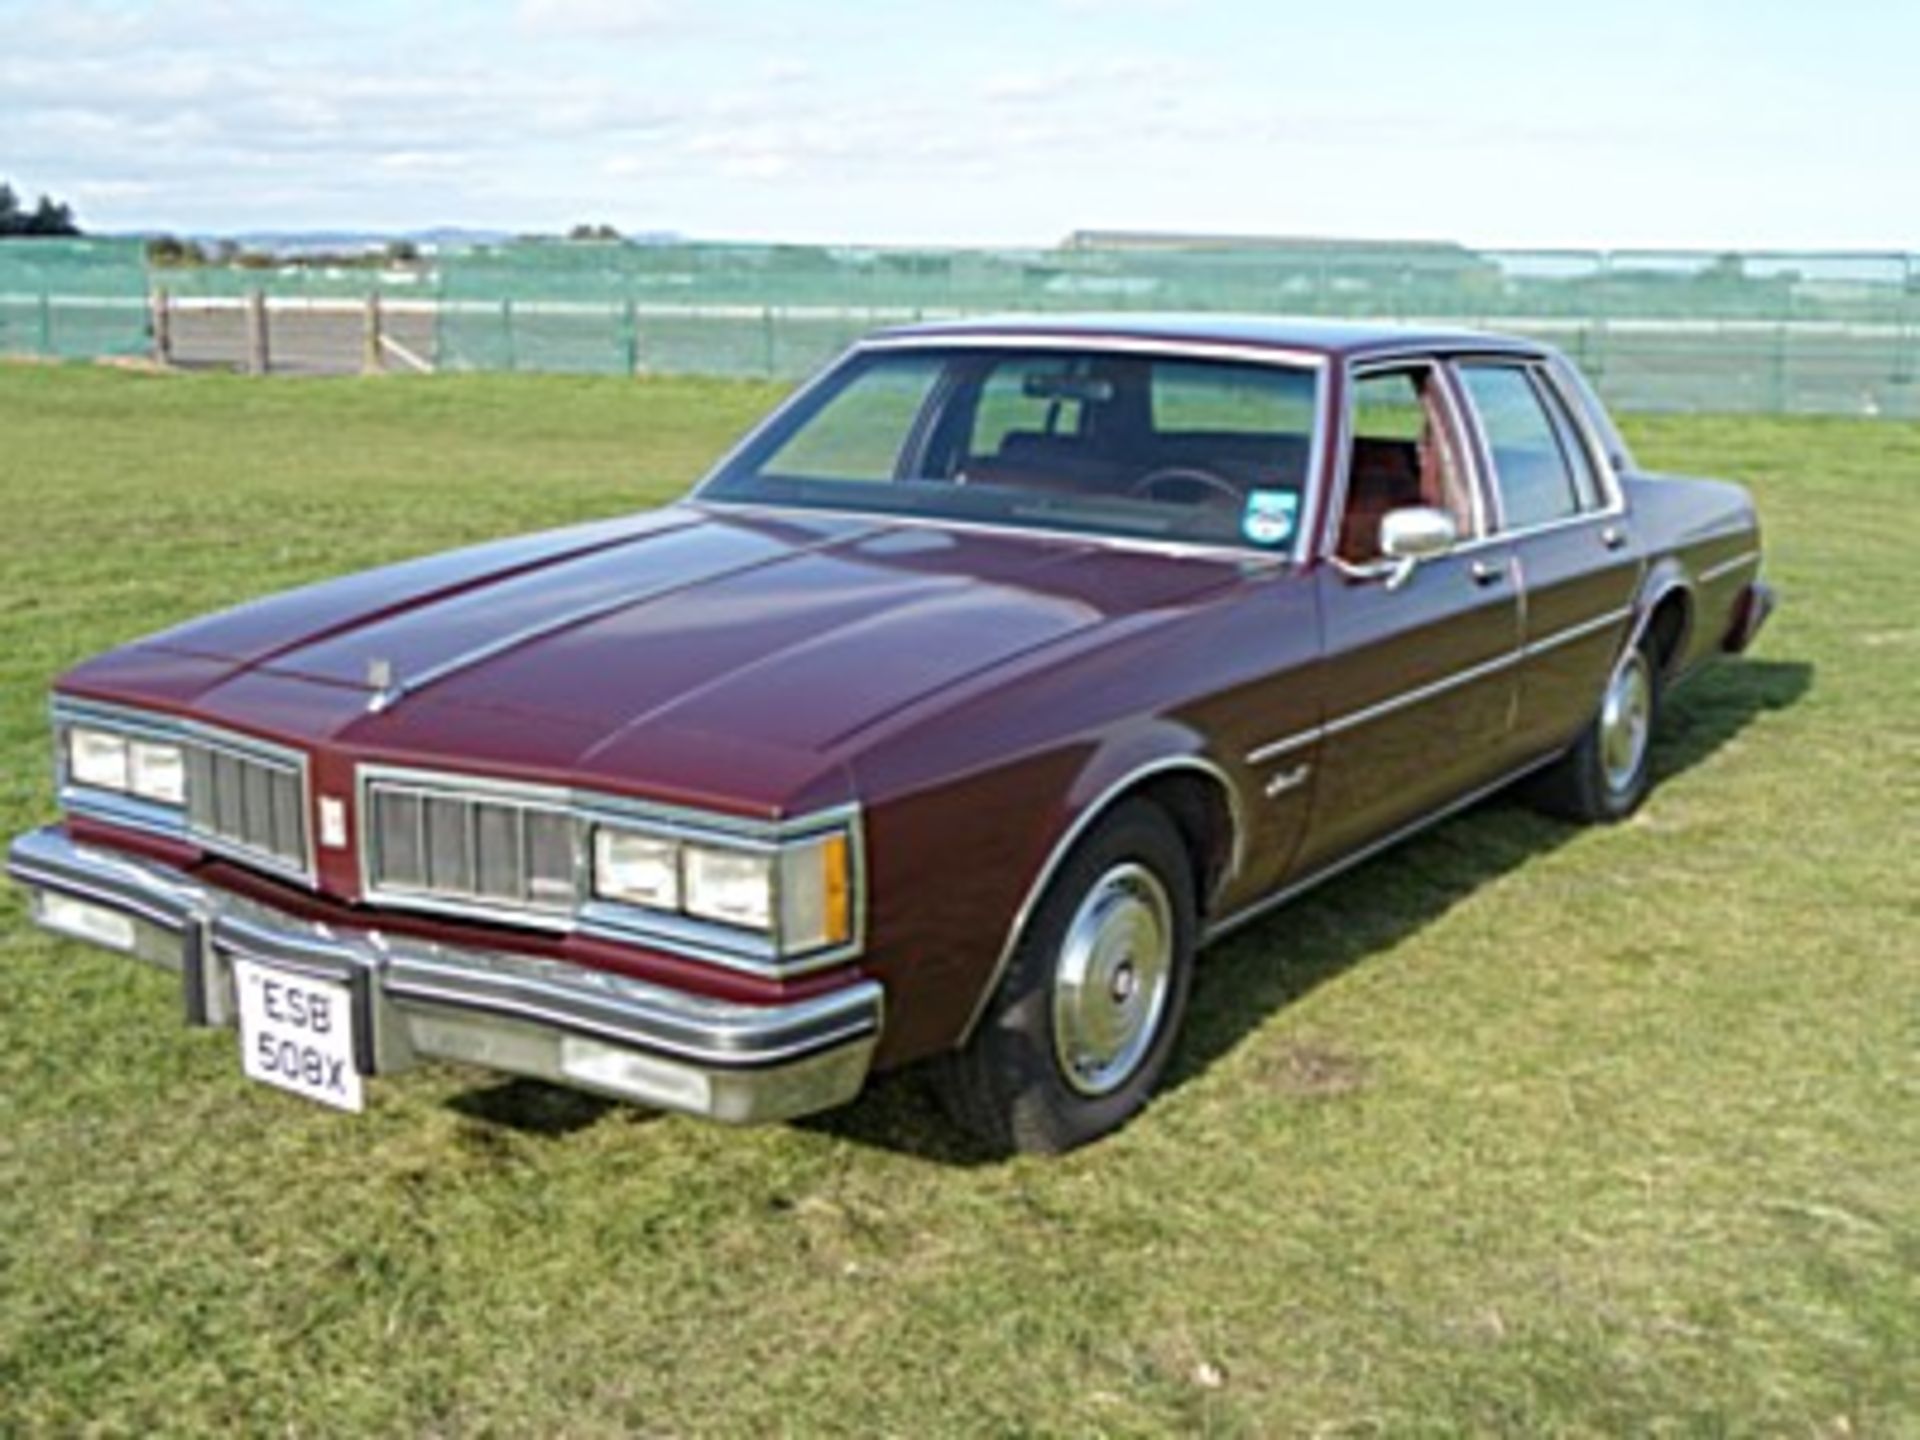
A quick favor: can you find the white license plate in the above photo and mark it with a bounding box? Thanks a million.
[233,959,363,1113]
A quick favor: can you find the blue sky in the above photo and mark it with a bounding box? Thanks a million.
[4,0,1913,247]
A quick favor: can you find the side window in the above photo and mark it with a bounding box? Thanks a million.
[762,356,942,482]
[1458,364,1583,530]
[1535,374,1608,512]
[1339,367,1471,562]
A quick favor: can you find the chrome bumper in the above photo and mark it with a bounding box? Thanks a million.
[7,825,882,1124]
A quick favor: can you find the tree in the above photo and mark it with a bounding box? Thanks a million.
[567,222,622,242]
[0,181,82,237]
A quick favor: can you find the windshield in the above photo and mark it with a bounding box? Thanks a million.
[698,345,1322,552]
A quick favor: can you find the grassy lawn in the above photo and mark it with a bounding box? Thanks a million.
[1,364,1915,1435]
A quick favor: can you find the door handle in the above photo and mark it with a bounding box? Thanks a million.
[1601,525,1628,551]
[1470,559,1505,587]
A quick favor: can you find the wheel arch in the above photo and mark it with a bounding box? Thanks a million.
[1625,560,1695,681]
[955,750,1242,1046]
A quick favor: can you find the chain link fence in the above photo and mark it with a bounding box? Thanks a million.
[4,237,1917,416]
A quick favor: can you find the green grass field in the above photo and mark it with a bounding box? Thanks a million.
[1,364,1915,1436]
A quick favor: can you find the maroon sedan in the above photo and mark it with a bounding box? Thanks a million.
[9,317,1772,1151]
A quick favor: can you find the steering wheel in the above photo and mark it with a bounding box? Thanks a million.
[1129,465,1242,507]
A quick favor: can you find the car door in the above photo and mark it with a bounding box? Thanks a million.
[1452,360,1641,760]
[1292,358,1522,874]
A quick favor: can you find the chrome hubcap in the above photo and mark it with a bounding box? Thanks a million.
[1600,652,1653,795]
[1052,862,1174,1097]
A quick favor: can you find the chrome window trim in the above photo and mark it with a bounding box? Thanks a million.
[856,331,1330,372]
[1448,357,1629,545]
[693,500,1285,566]
[52,696,316,887]
[355,762,867,979]
[694,334,1328,565]
[1320,354,1493,564]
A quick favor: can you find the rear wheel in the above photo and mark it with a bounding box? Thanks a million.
[1530,639,1661,822]
[932,800,1196,1154]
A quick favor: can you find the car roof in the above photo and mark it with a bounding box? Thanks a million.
[868,312,1545,362]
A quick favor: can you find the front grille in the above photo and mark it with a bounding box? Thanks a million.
[365,779,576,916]
[184,737,310,876]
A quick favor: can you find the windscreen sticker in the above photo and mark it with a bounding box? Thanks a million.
[1241,488,1300,548]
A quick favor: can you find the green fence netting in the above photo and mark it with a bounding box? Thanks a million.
[9,237,1919,416]
[0,238,150,360]
[432,242,1920,417]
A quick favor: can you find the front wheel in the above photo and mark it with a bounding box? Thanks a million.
[1530,640,1661,822]
[931,800,1197,1154]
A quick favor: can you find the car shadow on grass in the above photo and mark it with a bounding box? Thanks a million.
[808,655,1812,1166]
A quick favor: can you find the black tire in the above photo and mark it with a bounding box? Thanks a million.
[931,799,1197,1155]
[1530,637,1662,823]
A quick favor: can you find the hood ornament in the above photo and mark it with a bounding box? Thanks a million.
[366,657,400,713]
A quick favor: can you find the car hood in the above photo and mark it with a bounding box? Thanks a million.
[63,504,1250,813]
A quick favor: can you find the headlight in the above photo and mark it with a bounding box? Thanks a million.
[593,829,679,910]
[591,824,854,957]
[683,843,773,931]
[68,728,130,791]
[128,740,186,805]
[65,725,185,807]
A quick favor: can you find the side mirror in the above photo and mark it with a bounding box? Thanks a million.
[1379,505,1459,563]
[1336,506,1458,590]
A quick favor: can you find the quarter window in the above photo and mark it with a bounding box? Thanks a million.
[1459,364,1586,530]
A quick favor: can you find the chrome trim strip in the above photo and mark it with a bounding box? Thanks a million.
[355,762,868,980]
[1522,604,1635,657]
[1698,548,1761,585]
[856,331,1331,371]
[693,500,1286,566]
[1323,649,1521,737]
[1202,749,1563,945]
[958,754,1246,1044]
[1242,605,1632,763]
[1246,726,1323,765]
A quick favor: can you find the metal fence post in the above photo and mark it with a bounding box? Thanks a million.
[246,288,270,375]
[1896,253,1916,387]
[37,288,53,356]
[501,297,516,372]
[363,292,384,373]
[623,297,639,376]
[1771,321,1790,414]
[152,288,173,366]
[761,306,775,377]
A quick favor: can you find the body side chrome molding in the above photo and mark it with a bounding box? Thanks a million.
[1521,604,1635,657]
[1697,548,1761,585]
[957,754,1246,1045]
[1242,604,1635,765]
[1202,749,1564,945]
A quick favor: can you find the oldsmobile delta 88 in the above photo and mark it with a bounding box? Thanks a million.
[7,316,1772,1152]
